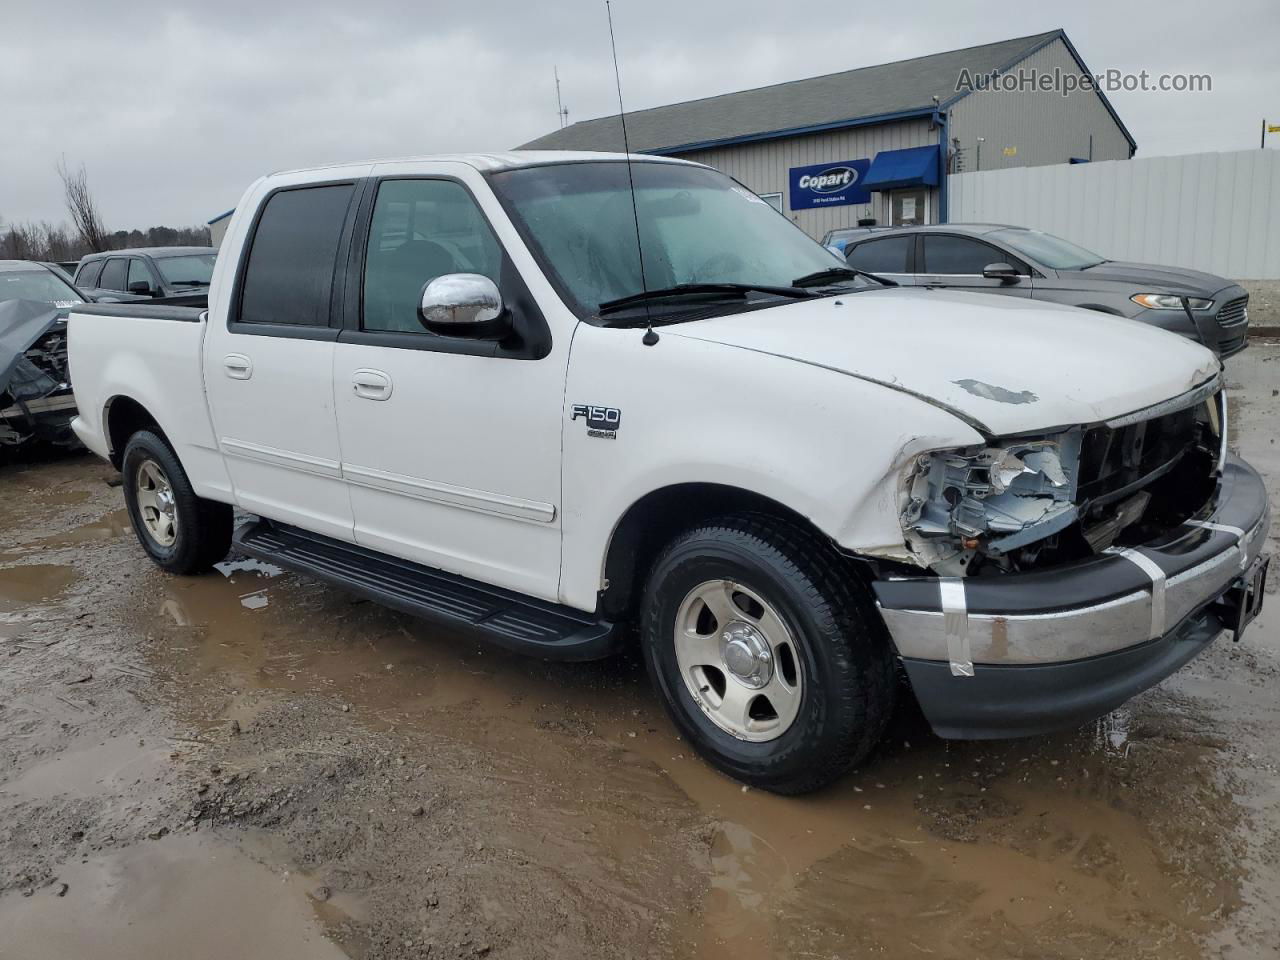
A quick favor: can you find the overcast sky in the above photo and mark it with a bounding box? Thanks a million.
[2,0,1276,230]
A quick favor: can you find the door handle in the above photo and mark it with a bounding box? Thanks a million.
[223,354,253,380]
[351,369,393,401]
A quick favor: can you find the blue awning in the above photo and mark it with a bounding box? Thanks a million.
[861,145,941,191]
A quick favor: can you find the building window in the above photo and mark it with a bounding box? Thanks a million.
[886,189,929,226]
[758,192,783,213]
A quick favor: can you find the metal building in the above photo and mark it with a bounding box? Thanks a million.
[207,209,234,248]
[520,29,1135,239]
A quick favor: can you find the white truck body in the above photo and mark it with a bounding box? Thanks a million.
[67,152,1269,791]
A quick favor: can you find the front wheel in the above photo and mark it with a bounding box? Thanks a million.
[121,430,232,574]
[640,515,895,794]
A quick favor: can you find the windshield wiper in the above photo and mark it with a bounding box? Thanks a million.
[596,282,813,315]
[170,279,210,287]
[792,266,897,288]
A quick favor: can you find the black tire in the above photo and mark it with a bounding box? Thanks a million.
[121,430,232,574]
[640,514,895,794]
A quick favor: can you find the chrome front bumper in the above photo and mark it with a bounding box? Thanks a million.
[873,455,1269,739]
[875,456,1269,669]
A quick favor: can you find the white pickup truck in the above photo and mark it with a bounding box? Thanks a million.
[69,152,1269,793]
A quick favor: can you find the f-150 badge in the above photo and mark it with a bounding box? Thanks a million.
[571,404,621,439]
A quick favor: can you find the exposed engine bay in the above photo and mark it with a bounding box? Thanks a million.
[901,379,1224,576]
[0,299,79,451]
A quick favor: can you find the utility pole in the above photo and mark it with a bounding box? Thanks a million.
[975,137,985,171]
[555,67,569,129]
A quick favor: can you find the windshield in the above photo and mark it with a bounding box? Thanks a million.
[489,161,848,317]
[155,253,216,286]
[988,228,1104,270]
[0,268,83,306]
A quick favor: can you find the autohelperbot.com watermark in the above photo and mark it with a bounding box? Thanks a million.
[956,66,1212,96]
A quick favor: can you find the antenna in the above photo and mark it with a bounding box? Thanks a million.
[604,0,657,345]
[554,66,569,129]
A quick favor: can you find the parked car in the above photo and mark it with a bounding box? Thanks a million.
[843,224,1252,356]
[74,247,216,307]
[1,259,88,311]
[67,154,1269,793]
[821,225,889,256]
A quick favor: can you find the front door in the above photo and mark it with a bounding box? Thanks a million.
[915,233,1033,297]
[202,179,362,542]
[332,168,567,602]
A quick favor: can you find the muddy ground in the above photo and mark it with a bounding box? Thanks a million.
[1,345,1277,960]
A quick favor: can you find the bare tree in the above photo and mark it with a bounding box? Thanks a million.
[56,156,110,252]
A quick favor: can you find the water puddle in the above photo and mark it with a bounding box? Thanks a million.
[2,735,172,801]
[125,556,1245,959]
[0,833,352,960]
[0,563,77,612]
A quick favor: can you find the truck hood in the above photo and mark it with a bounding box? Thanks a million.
[668,288,1220,436]
[1071,260,1236,298]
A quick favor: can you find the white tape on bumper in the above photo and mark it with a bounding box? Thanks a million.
[938,578,974,678]
[1107,548,1166,640]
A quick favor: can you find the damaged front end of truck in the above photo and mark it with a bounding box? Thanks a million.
[0,299,78,452]
[899,377,1225,578]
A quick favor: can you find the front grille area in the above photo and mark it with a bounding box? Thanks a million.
[1078,404,1203,507]
[1217,296,1249,327]
[1220,331,1248,355]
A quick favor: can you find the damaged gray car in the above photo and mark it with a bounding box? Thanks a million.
[0,298,77,453]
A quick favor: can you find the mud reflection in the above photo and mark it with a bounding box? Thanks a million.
[0,833,351,960]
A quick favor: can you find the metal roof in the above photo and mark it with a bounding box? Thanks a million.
[520,29,1134,155]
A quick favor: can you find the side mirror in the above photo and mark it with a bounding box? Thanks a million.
[128,280,155,296]
[418,273,510,339]
[982,262,1020,284]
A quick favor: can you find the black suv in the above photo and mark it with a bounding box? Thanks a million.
[74,247,216,307]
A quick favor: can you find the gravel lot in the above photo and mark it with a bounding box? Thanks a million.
[0,342,1277,960]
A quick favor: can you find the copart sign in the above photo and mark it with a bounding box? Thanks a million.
[788,159,871,210]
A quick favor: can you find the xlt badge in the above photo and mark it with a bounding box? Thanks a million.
[571,404,621,439]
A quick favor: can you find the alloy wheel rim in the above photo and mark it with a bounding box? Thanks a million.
[673,579,804,742]
[135,459,178,547]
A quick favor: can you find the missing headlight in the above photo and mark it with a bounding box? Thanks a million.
[901,432,1082,574]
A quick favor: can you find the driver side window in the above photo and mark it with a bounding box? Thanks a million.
[362,179,503,334]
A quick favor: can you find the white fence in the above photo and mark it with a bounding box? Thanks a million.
[947,149,1280,279]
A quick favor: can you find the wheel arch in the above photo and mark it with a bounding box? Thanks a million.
[597,481,870,623]
[103,395,171,470]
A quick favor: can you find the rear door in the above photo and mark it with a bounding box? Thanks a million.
[97,257,129,295]
[845,235,916,285]
[202,173,367,541]
[74,259,104,291]
[916,234,1032,297]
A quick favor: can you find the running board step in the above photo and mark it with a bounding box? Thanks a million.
[233,520,622,661]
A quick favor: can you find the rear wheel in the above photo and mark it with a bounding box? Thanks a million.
[122,430,232,574]
[640,514,895,794]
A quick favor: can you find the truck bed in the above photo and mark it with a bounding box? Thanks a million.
[67,303,232,502]
[71,303,206,322]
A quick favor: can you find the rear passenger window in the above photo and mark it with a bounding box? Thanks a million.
[922,235,1007,274]
[238,183,355,327]
[76,260,104,288]
[846,236,911,274]
[98,258,127,291]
